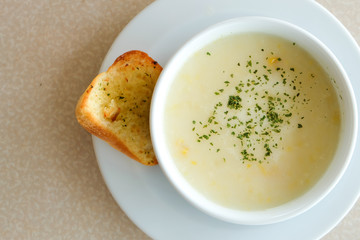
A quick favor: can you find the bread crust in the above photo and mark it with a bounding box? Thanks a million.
[75,50,162,165]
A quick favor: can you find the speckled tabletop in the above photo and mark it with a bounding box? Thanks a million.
[1,0,359,239]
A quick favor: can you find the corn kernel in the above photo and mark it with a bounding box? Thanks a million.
[286,146,293,152]
[268,57,278,64]
[332,112,340,124]
[259,164,267,175]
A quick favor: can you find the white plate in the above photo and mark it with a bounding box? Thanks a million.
[93,0,360,239]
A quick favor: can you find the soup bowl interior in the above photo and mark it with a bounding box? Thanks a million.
[150,16,357,225]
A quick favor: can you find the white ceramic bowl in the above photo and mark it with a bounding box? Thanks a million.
[150,16,357,225]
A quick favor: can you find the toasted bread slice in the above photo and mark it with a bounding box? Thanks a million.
[76,50,162,165]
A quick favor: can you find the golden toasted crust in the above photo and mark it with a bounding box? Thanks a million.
[75,50,162,165]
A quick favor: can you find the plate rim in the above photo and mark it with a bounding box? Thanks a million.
[93,0,360,239]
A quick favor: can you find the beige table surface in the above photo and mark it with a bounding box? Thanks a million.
[1,0,359,239]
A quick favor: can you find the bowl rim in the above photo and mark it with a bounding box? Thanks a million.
[150,16,358,225]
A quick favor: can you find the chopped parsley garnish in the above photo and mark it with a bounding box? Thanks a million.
[191,52,307,163]
[227,95,242,110]
[246,60,252,67]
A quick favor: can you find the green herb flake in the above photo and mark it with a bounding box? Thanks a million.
[264,143,272,157]
[255,103,262,111]
[246,60,252,67]
[227,95,242,110]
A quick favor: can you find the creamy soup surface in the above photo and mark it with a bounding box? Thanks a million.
[165,33,341,210]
